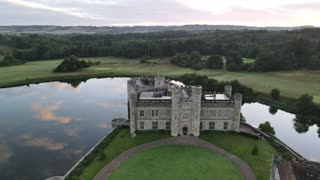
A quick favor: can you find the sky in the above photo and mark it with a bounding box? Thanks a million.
[0,0,319,26]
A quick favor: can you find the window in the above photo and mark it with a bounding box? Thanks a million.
[140,122,144,129]
[166,122,171,130]
[209,122,215,130]
[210,110,216,117]
[152,122,158,129]
[224,122,228,130]
[200,122,203,130]
[224,111,229,118]
[152,110,158,117]
[182,112,189,119]
[140,110,144,117]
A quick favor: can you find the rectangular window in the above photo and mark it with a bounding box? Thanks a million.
[140,110,144,117]
[200,122,203,130]
[152,110,158,117]
[182,112,189,119]
[224,122,228,130]
[140,122,144,130]
[166,122,171,130]
[211,110,216,117]
[224,111,229,118]
[152,122,158,129]
[209,122,215,130]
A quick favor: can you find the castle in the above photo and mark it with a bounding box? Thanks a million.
[127,77,242,137]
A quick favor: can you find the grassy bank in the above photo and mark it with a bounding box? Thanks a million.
[0,56,319,103]
[67,128,277,180]
[67,128,170,180]
[109,145,242,180]
[200,133,277,180]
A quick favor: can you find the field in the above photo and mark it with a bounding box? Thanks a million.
[0,56,319,103]
[74,129,170,180]
[109,145,242,180]
[200,133,277,180]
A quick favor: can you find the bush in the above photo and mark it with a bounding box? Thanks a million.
[53,55,90,72]
[0,53,25,67]
[271,88,280,100]
[251,145,258,155]
[259,121,275,135]
[99,152,107,161]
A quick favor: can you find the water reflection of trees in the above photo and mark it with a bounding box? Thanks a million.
[293,115,320,137]
[269,106,278,115]
[60,79,88,88]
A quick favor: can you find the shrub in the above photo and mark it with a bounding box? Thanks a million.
[53,55,90,72]
[251,145,258,155]
[259,121,275,135]
[99,152,107,161]
[271,88,280,100]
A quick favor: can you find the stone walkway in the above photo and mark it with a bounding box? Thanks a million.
[94,137,256,180]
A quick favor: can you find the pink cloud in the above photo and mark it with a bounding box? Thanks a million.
[32,101,71,123]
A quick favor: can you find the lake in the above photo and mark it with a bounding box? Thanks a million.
[0,78,319,180]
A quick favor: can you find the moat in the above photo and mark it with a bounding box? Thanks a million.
[0,78,319,180]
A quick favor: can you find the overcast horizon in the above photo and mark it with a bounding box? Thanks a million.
[1,0,320,26]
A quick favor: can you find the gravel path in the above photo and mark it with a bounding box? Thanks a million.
[94,136,256,180]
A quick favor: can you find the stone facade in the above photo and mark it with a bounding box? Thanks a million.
[128,77,242,137]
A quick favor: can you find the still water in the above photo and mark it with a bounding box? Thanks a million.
[0,78,319,179]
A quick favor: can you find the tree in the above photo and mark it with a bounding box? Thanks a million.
[226,51,243,65]
[206,54,223,69]
[254,49,280,71]
[269,106,278,115]
[189,51,202,65]
[271,88,280,100]
[296,94,315,115]
[259,121,275,135]
[308,54,320,70]
[0,53,25,67]
[53,55,90,72]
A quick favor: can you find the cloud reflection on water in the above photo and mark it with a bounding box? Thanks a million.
[0,144,12,163]
[19,134,66,151]
[32,100,71,124]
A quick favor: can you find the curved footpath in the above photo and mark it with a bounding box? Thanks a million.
[94,136,256,180]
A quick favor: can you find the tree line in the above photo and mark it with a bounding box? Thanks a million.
[1,28,320,70]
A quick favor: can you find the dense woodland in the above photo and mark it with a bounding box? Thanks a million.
[0,28,320,71]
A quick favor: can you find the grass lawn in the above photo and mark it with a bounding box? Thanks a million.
[200,133,277,180]
[243,58,255,64]
[75,128,170,180]
[109,145,242,180]
[0,56,319,103]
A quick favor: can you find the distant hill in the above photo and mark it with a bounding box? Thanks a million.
[0,25,316,35]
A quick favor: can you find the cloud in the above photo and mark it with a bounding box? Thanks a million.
[51,82,81,92]
[97,122,110,129]
[97,100,110,109]
[1,0,320,26]
[40,92,55,100]
[32,100,71,124]
[64,128,78,137]
[19,134,66,151]
[0,144,12,163]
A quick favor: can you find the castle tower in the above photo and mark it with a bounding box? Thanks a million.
[191,86,202,136]
[154,77,166,89]
[232,93,242,131]
[171,86,181,136]
[127,80,138,136]
[224,85,232,97]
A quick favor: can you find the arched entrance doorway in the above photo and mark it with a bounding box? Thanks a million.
[182,126,188,135]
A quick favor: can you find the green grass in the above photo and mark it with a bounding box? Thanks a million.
[0,56,319,103]
[76,128,170,180]
[200,133,277,180]
[243,58,255,64]
[109,145,242,180]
